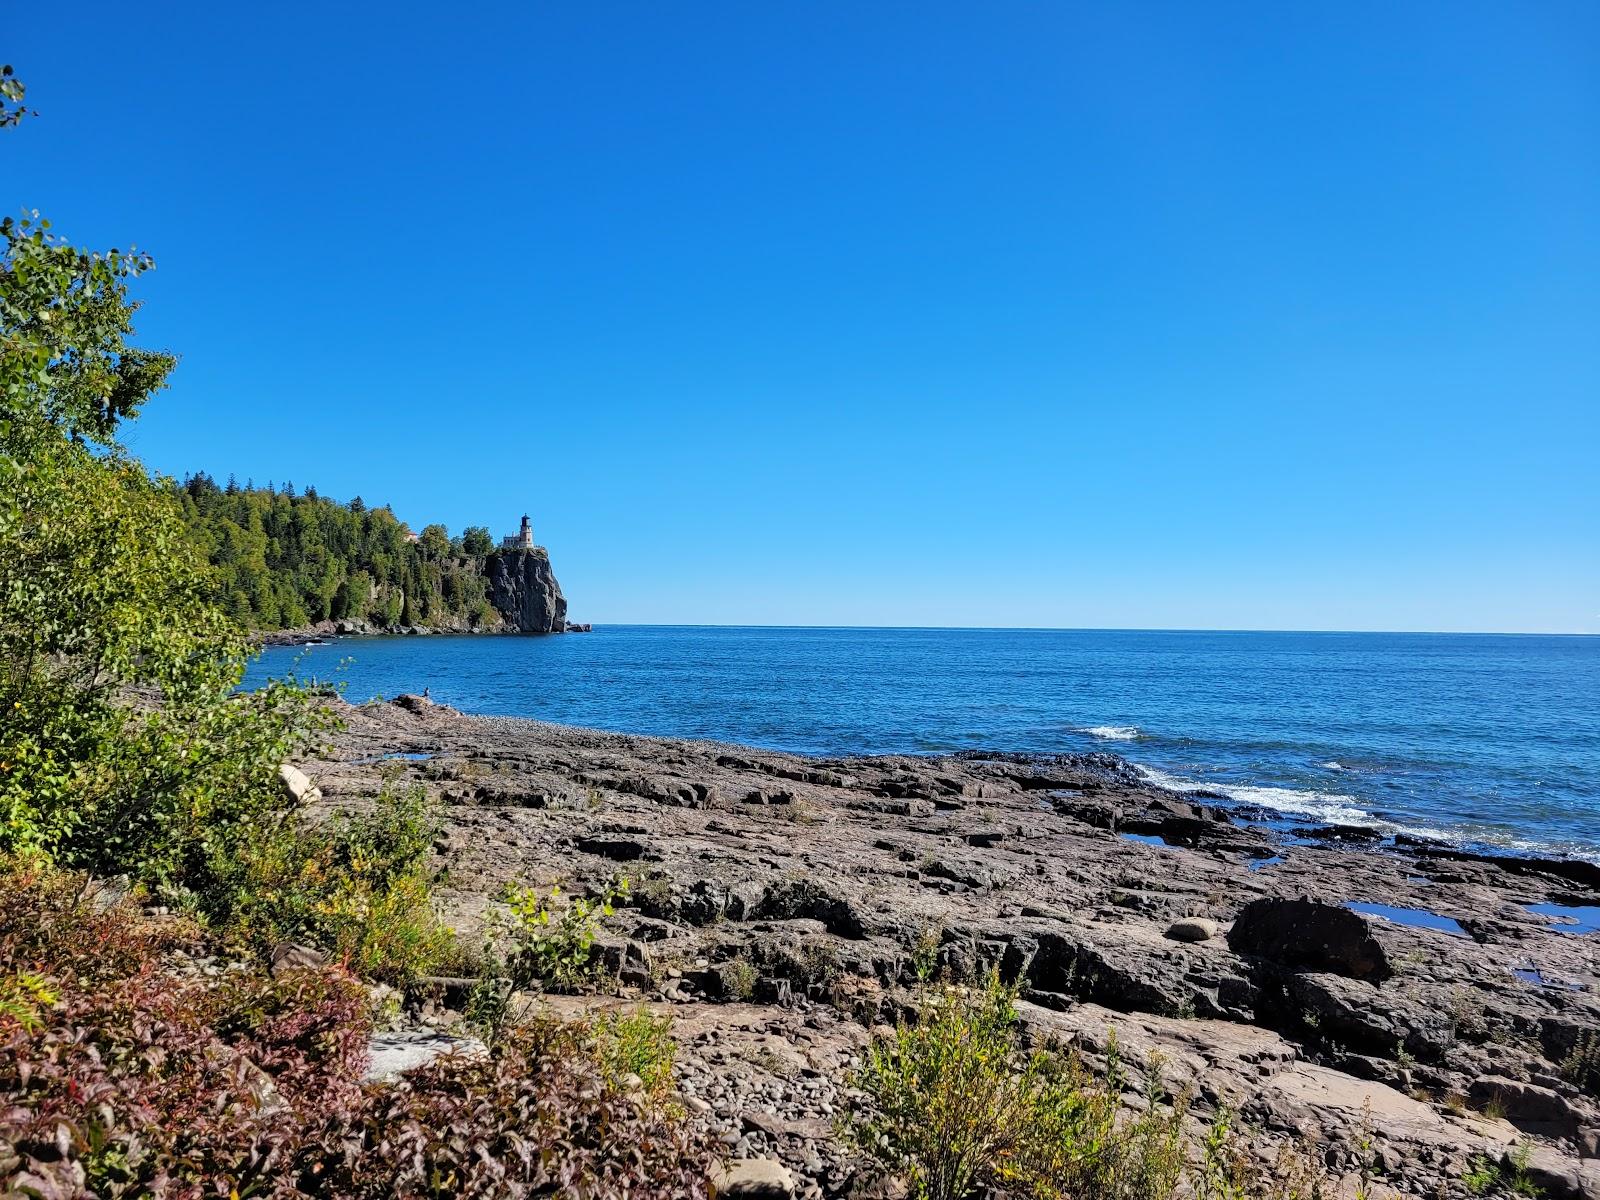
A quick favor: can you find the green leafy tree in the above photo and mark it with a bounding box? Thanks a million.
[0,212,176,447]
[461,525,493,555]
[419,522,450,561]
[0,95,331,906]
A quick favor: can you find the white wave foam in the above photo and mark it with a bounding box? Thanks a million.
[1321,761,1345,771]
[1135,766,1600,864]
[1136,766,1370,826]
[1080,725,1141,742]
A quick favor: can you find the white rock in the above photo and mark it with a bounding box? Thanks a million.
[278,763,322,806]
[364,1030,488,1082]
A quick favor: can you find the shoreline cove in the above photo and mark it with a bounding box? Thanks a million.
[285,693,1600,1198]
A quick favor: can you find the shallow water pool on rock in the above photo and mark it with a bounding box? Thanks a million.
[1120,832,1173,848]
[1511,966,1587,991]
[1345,901,1468,937]
[1526,902,1600,935]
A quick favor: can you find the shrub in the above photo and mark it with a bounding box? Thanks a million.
[1561,1030,1600,1098]
[590,1005,678,1101]
[220,784,452,983]
[845,972,1190,1200]
[724,956,759,1000]
[1464,1143,1542,1199]
[0,860,373,1198]
[291,1017,717,1198]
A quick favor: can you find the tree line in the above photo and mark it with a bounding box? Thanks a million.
[171,475,503,630]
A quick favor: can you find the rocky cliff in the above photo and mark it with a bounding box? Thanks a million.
[486,548,569,633]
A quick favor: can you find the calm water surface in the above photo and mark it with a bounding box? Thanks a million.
[250,627,1600,861]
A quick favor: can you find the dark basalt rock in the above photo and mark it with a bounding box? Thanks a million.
[486,547,569,633]
[1294,823,1384,843]
[1229,897,1393,981]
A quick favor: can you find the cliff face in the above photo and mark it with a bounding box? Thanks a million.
[486,548,569,633]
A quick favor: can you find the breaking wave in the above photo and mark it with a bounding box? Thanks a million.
[1079,725,1142,742]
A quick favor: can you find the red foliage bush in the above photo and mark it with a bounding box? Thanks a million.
[0,864,372,1197]
[0,863,718,1199]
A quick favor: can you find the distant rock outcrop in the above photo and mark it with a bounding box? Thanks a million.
[486,547,569,633]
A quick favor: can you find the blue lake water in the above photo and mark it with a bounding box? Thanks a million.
[249,627,1600,862]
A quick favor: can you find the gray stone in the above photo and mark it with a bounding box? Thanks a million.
[712,1157,796,1199]
[1166,917,1220,943]
[269,941,327,976]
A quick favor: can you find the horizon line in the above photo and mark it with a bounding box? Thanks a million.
[562,622,1598,638]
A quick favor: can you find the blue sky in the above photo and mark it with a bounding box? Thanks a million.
[10,3,1598,632]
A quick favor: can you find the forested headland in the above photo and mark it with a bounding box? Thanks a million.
[171,474,502,630]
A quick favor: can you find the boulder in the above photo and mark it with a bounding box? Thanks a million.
[270,941,328,976]
[1468,1076,1584,1139]
[1228,898,1392,981]
[712,1158,796,1200]
[1166,918,1220,943]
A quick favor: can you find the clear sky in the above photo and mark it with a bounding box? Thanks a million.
[9,3,1598,632]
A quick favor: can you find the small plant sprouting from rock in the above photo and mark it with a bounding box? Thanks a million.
[911,924,942,983]
[590,1004,677,1102]
[467,875,630,1040]
[500,874,630,993]
[1561,1029,1600,1097]
[1465,1143,1543,1198]
[724,956,759,1000]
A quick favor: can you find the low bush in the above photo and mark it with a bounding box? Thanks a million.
[497,875,630,993]
[218,784,452,983]
[292,1017,716,1198]
[1561,1030,1600,1098]
[846,972,1176,1200]
[465,876,631,1041]
[846,971,1324,1200]
[0,861,372,1197]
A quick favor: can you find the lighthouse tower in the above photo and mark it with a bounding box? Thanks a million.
[500,515,535,551]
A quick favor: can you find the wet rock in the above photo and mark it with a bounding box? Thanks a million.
[575,835,649,861]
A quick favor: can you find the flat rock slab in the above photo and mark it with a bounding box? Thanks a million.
[365,1030,488,1082]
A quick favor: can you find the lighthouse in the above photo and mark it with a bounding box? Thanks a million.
[500,515,535,551]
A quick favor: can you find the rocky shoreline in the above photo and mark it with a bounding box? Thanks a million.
[296,696,1600,1200]
[257,617,593,647]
